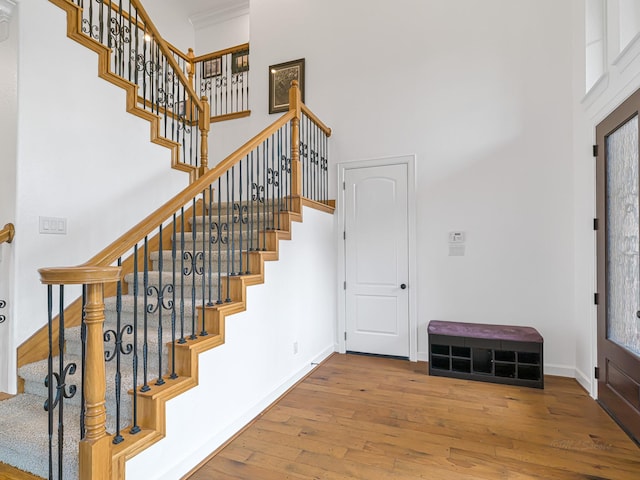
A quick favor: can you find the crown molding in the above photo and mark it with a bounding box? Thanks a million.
[189,0,249,30]
[0,0,17,42]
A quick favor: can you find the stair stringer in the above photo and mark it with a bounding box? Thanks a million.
[107,204,322,480]
[49,0,198,183]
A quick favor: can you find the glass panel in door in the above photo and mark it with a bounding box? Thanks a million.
[606,114,640,356]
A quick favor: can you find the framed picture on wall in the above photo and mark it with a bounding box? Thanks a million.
[268,58,305,114]
[202,57,222,78]
[232,50,250,74]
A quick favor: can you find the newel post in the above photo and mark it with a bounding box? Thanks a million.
[289,80,302,198]
[39,266,122,480]
[199,95,211,178]
[187,48,195,88]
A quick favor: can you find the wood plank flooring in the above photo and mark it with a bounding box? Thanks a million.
[187,353,640,480]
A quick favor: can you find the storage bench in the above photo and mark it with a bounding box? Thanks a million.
[428,320,544,388]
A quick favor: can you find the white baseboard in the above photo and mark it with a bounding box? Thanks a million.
[157,345,335,480]
[544,364,575,378]
[574,367,594,397]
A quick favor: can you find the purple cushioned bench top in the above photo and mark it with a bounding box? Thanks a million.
[428,320,543,343]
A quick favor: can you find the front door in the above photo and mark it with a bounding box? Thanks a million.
[344,163,409,357]
[596,88,640,443]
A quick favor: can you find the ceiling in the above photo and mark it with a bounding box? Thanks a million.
[178,0,247,18]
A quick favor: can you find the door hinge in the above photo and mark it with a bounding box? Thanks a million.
[593,144,599,157]
[343,181,346,190]
[344,331,347,341]
[593,218,599,231]
[594,293,599,305]
[343,281,346,290]
[343,231,346,240]
[594,366,600,379]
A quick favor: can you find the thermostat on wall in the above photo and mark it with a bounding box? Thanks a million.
[448,231,465,243]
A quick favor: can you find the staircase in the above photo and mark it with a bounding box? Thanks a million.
[0,0,334,478]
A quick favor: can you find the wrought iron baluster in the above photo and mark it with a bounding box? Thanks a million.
[104,257,131,445]
[141,237,150,392]
[98,0,104,44]
[250,151,255,251]
[170,214,178,379]
[238,159,244,275]
[154,225,166,386]
[178,207,186,344]
[80,286,86,440]
[130,244,141,434]
[207,185,214,305]
[46,286,54,478]
[190,200,198,339]
[142,28,148,111]
[264,138,270,232]
[225,171,231,302]
[200,190,208,336]
[127,1,132,82]
[216,179,223,304]
[231,166,237,275]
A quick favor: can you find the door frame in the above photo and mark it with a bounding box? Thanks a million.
[336,154,418,361]
[595,88,640,442]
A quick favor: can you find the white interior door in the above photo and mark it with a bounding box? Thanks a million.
[344,163,409,357]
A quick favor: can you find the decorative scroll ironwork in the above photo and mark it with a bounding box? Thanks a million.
[233,203,249,225]
[183,251,204,276]
[210,222,229,245]
[252,183,265,203]
[44,363,78,412]
[109,18,131,52]
[146,284,175,314]
[267,168,279,187]
[104,325,134,362]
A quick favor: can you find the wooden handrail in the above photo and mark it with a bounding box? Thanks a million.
[0,223,15,244]
[129,0,203,112]
[192,43,250,63]
[84,108,295,269]
[301,104,332,137]
[166,41,191,62]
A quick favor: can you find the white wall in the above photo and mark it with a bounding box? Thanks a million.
[194,9,249,54]
[2,0,196,393]
[573,0,640,396]
[126,206,336,479]
[143,0,195,52]
[0,3,18,394]
[243,0,575,375]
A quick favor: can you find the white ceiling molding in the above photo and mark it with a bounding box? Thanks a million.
[189,0,249,30]
[0,0,17,42]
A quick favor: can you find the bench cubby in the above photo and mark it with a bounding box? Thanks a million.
[428,320,544,389]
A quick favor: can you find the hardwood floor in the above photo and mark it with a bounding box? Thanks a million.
[187,353,640,480]
[0,464,41,480]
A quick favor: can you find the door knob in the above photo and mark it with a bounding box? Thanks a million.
[400,284,407,290]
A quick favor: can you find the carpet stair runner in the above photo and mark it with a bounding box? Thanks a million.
[0,207,276,479]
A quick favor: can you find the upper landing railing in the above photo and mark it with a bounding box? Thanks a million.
[55,0,251,180]
[168,44,251,123]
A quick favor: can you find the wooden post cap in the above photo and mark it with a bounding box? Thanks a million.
[38,266,122,285]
